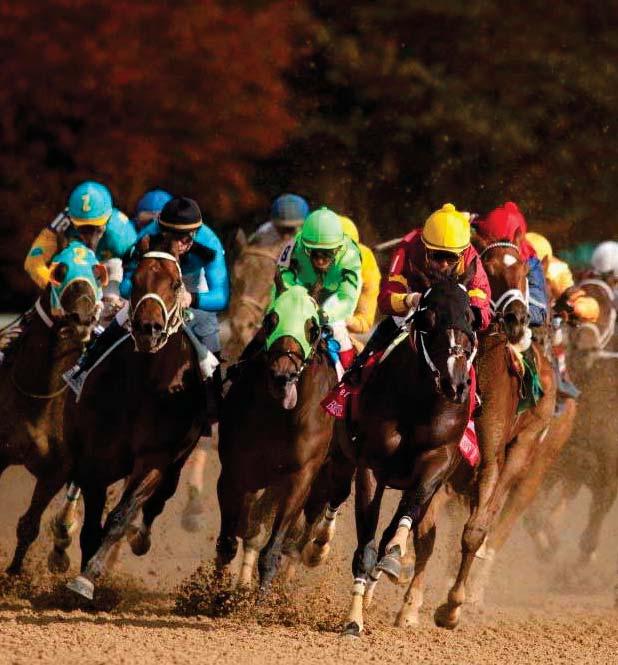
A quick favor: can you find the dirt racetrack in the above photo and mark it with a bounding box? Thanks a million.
[0,447,616,664]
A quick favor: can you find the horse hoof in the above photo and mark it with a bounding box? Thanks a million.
[341,621,362,638]
[376,551,402,584]
[67,575,94,600]
[434,603,459,630]
[127,526,151,557]
[47,548,70,574]
[398,561,415,586]
[5,564,21,577]
[301,540,331,568]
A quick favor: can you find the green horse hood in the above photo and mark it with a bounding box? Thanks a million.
[265,285,319,359]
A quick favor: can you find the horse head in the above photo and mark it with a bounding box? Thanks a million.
[129,235,184,353]
[475,232,530,343]
[47,240,107,342]
[412,266,477,404]
[262,280,321,410]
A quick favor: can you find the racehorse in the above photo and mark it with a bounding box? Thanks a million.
[59,236,205,600]
[0,241,105,574]
[224,243,282,361]
[215,277,340,591]
[319,268,480,637]
[428,236,557,629]
[524,274,617,568]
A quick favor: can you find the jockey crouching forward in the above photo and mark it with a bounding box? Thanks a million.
[279,207,362,370]
[346,203,491,375]
[64,197,229,428]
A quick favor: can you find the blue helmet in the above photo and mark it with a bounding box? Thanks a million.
[271,193,309,228]
[136,189,173,216]
[68,181,113,227]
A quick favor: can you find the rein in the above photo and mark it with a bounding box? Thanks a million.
[129,251,184,351]
[268,330,323,383]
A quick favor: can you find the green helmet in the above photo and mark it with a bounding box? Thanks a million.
[300,206,344,250]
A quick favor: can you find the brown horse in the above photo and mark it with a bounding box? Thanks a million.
[224,244,282,360]
[0,248,105,574]
[524,275,617,568]
[430,237,557,629]
[215,279,340,591]
[62,239,205,600]
[320,270,479,637]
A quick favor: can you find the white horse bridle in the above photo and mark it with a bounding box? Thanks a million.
[576,278,617,357]
[130,251,184,349]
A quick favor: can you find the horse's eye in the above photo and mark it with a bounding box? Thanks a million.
[173,280,183,290]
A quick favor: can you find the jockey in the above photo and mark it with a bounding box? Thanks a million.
[248,193,309,247]
[24,180,136,309]
[474,201,549,328]
[64,197,229,404]
[339,216,381,335]
[277,206,362,368]
[133,188,173,231]
[526,232,599,400]
[591,240,618,282]
[348,203,491,372]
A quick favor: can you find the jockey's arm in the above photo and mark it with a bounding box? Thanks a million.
[377,242,411,317]
[527,256,549,326]
[347,245,381,333]
[321,247,362,324]
[464,246,492,331]
[190,226,230,312]
[24,227,61,289]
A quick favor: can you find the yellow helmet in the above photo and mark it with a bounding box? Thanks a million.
[339,215,359,244]
[421,203,470,254]
[526,232,553,261]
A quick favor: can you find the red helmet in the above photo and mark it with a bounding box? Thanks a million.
[476,201,528,243]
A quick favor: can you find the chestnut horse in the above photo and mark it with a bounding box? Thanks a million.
[428,237,557,629]
[0,241,105,574]
[320,270,479,637]
[62,239,205,600]
[215,280,339,591]
[524,275,617,568]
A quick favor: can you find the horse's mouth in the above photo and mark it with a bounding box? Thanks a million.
[133,333,166,354]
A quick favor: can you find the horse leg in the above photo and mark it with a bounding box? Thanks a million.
[257,465,318,591]
[342,465,384,637]
[215,468,246,578]
[7,473,67,575]
[237,489,276,588]
[181,439,209,533]
[128,460,185,557]
[522,474,568,562]
[68,467,163,599]
[48,482,82,573]
[302,449,355,568]
[577,475,618,567]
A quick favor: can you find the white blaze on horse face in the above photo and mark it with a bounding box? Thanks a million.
[503,254,518,267]
[447,329,457,380]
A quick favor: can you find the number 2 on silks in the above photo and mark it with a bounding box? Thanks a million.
[73,246,88,265]
[81,194,91,212]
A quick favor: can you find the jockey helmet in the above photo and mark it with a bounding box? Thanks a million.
[339,216,359,244]
[526,232,553,262]
[136,189,173,216]
[591,240,618,276]
[422,203,471,254]
[159,197,203,233]
[271,193,309,229]
[300,206,344,250]
[476,201,527,242]
[68,181,113,227]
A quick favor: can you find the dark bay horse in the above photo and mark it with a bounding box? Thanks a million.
[62,239,205,600]
[215,280,339,591]
[524,275,617,569]
[320,270,479,637]
[431,237,557,629]
[0,241,105,574]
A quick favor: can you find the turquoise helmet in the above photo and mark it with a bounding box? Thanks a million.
[68,181,113,227]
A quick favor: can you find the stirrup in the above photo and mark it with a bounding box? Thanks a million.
[63,365,87,396]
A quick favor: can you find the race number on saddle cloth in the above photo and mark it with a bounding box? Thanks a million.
[275,207,362,370]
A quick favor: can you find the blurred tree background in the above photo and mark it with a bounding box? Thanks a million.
[1,0,616,308]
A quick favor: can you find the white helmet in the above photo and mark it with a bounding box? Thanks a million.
[591,240,618,276]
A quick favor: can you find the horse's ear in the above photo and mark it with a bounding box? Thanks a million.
[273,269,287,296]
[235,228,248,252]
[305,318,320,344]
[93,263,109,287]
[414,307,437,332]
[49,262,68,286]
[513,227,525,249]
[541,254,549,273]
[472,233,488,253]
[137,235,151,255]
[263,310,279,337]
[460,256,477,289]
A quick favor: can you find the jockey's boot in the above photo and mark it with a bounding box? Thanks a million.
[342,316,399,385]
[552,345,581,400]
[63,318,128,394]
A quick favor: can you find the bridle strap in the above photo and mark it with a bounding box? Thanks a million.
[35,298,54,329]
[479,241,520,259]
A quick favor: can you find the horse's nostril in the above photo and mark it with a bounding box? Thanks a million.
[153,323,163,333]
